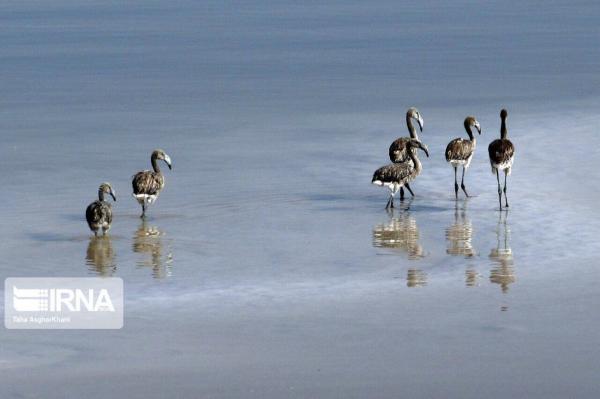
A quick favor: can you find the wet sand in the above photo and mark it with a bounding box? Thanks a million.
[2,1,600,398]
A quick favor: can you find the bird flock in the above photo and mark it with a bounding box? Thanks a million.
[85,149,173,236]
[85,109,515,236]
[372,108,515,210]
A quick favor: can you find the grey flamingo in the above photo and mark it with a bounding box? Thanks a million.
[488,109,515,210]
[132,149,172,218]
[86,182,116,236]
[388,107,424,200]
[445,116,481,198]
[372,139,429,209]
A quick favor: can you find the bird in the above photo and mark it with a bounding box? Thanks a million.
[488,109,514,210]
[372,139,429,209]
[388,107,424,200]
[86,182,116,236]
[445,116,481,198]
[132,149,172,218]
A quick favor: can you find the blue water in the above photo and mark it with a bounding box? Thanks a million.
[1,1,600,398]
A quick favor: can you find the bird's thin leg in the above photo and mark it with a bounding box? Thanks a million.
[385,195,392,209]
[94,231,98,237]
[399,187,405,201]
[503,170,509,208]
[141,201,146,218]
[496,169,502,210]
[461,167,470,197]
[405,183,415,197]
[454,166,459,199]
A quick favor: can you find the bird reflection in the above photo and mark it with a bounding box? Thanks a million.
[132,220,173,279]
[85,236,116,276]
[465,268,480,287]
[406,268,428,287]
[489,213,514,293]
[372,207,425,260]
[445,202,476,258]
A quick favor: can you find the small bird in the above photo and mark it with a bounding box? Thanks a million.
[445,116,481,198]
[132,149,172,218]
[388,107,424,200]
[86,182,116,236]
[488,109,515,210]
[372,139,429,209]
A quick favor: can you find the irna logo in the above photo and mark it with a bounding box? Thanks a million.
[13,286,115,312]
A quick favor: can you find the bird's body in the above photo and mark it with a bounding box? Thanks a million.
[488,109,514,209]
[388,107,424,199]
[445,116,481,198]
[488,139,514,174]
[373,139,429,209]
[132,149,172,218]
[86,183,116,236]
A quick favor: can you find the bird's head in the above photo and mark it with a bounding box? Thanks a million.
[152,149,172,170]
[408,139,429,157]
[407,107,424,132]
[465,116,481,134]
[500,109,508,120]
[99,182,116,201]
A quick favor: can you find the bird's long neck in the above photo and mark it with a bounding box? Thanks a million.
[406,114,418,140]
[408,148,422,173]
[151,155,161,173]
[500,117,508,139]
[464,121,474,141]
[98,190,105,202]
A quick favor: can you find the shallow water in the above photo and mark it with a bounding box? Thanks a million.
[2,1,600,398]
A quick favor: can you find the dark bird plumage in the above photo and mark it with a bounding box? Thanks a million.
[488,109,515,209]
[132,149,172,218]
[388,107,424,200]
[445,116,481,198]
[86,182,116,236]
[373,139,429,209]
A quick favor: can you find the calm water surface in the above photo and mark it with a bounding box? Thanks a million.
[1,1,600,398]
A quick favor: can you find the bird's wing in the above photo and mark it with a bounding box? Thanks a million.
[488,139,514,164]
[372,163,412,183]
[445,138,473,161]
[86,201,110,224]
[132,171,162,195]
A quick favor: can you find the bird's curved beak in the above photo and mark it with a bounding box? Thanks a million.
[420,143,429,157]
[475,123,481,135]
[110,190,117,201]
[417,115,424,132]
[164,155,172,170]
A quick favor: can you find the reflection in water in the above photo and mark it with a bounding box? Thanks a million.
[489,213,514,293]
[407,268,428,287]
[133,220,173,279]
[465,268,480,287]
[445,203,476,258]
[85,236,116,276]
[372,209,425,260]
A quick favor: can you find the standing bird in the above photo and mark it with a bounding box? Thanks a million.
[132,149,172,218]
[388,107,424,200]
[86,182,116,236]
[445,116,481,198]
[488,109,515,210]
[372,139,429,209]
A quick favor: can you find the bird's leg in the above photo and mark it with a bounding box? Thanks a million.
[503,170,509,208]
[460,167,470,197]
[94,231,98,237]
[399,187,405,201]
[405,183,415,197]
[385,195,392,209]
[141,201,146,218]
[454,166,459,199]
[496,169,502,210]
